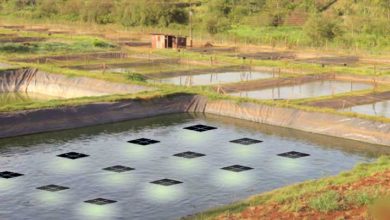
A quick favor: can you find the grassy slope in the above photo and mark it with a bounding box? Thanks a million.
[186,156,390,220]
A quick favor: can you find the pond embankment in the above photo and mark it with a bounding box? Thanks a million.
[0,68,152,98]
[0,94,389,146]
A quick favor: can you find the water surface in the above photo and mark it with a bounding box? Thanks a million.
[230,80,373,100]
[0,113,387,220]
[153,71,273,86]
[345,100,390,118]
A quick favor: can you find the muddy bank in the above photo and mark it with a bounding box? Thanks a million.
[0,94,389,146]
[306,91,390,109]
[0,68,152,98]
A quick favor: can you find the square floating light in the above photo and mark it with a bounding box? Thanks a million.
[230,138,263,145]
[84,198,117,206]
[277,151,310,159]
[183,124,217,132]
[150,179,183,186]
[221,165,254,172]
[103,165,135,173]
[0,171,24,179]
[127,138,160,146]
[37,184,69,192]
[57,152,89,160]
[173,151,206,159]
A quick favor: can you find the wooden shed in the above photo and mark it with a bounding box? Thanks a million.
[151,33,187,49]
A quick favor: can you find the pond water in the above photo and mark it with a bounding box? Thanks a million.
[0,92,57,106]
[230,80,373,100]
[344,100,390,118]
[0,113,387,220]
[152,71,274,86]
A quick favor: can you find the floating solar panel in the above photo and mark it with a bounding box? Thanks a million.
[127,138,160,146]
[173,151,206,159]
[0,171,24,179]
[150,179,183,186]
[183,124,217,132]
[277,151,310,159]
[230,138,263,145]
[57,152,89,160]
[221,165,254,172]
[37,184,69,192]
[84,198,117,206]
[103,165,135,173]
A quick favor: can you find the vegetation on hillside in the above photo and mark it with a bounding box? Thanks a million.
[1,0,390,49]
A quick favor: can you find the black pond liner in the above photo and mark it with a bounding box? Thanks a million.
[103,165,135,173]
[221,165,254,172]
[57,152,89,160]
[127,138,160,146]
[173,151,206,159]
[230,138,263,145]
[183,124,217,132]
[0,171,24,179]
[277,151,310,159]
[84,198,117,205]
[150,179,183,186]
[37,184,69,192]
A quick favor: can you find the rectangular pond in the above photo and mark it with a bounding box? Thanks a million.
[230,80,373,100]
[151,71,274,86]
[344,100,390,118]
[0,113,388,220]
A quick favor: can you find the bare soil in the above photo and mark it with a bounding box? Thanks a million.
[12,52,128,63]
[0,37,46,43]
[65,58,180,71]
[232,51,296,60]
[296,56,360,66]
[215,170,390,220]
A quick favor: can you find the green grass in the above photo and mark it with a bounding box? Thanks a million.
[309,190,341,212]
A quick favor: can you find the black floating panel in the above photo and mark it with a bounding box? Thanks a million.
[173,151,206,159]
[0,171,24,179]
[57,152,89,160]
[221,165,254,172]
[230,138,263,145]
[127,138,160,146]
[103,165,135,173]
[84,198,117,205]
[277,151,310,159]
[37,184,69,192]
[183,124,217,132]
[150,178,183,186]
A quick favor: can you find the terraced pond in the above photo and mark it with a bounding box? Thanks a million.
[1,113,387,220]
[230,80,373,100]
[151,71,274,86]
[345,100,390,118]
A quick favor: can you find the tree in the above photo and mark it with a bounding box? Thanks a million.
[304,13,344,46]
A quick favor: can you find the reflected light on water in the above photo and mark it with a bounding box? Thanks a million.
[211,170,253,188]
[99,173,136,188]
[143,184,184,203]
[77,203,119,220]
